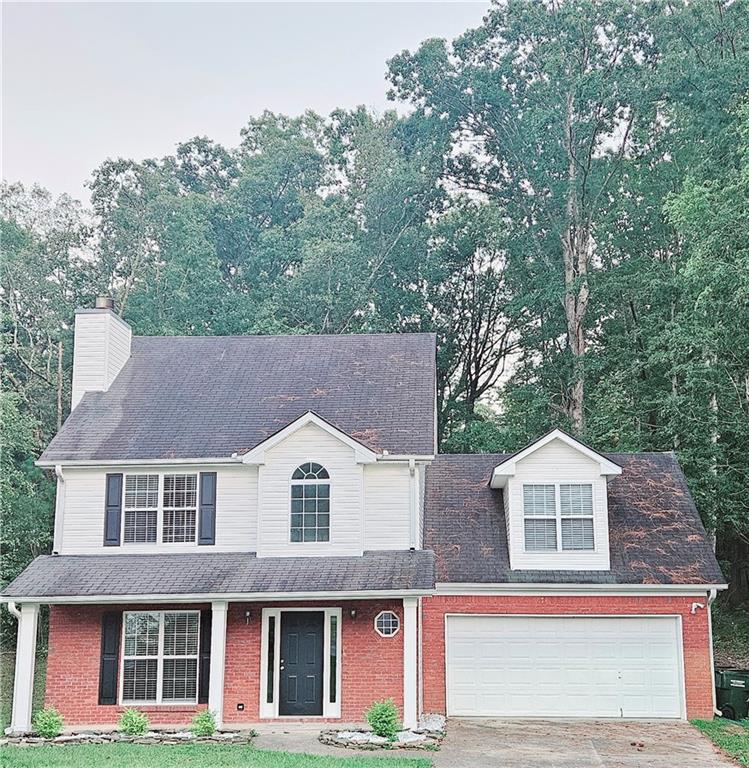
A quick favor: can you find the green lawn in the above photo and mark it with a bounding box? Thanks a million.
[693,718,749,765]
[0,743,432,768]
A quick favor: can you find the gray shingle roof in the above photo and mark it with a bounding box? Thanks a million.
[424,452,725,585]
[1,550,436,599]
[39,333,437,463]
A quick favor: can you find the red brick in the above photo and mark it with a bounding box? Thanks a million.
[421,594,714,720]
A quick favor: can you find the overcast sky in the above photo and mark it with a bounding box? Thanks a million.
[2,1,488,203]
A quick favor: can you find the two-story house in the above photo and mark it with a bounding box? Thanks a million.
[3,299,725,734]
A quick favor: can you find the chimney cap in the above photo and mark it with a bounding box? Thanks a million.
[95,296,115,310]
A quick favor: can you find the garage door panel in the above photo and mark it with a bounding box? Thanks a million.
[446,616,682,719]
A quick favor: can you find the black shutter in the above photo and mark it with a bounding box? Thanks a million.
[98,611,122,705]
[104,473,123,546]
[198,472,216,545]
[198,609,212,703]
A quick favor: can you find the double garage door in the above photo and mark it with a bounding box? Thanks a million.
[446,615,684,719]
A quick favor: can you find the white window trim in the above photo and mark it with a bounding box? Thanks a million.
[122,473,199,547]
[522,482,595,553]
[259,607,342,719]
[119,610,201,706]
[288,461,332,545]
[374,610,401,638]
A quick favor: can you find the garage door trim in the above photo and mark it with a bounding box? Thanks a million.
[444,613,686,720]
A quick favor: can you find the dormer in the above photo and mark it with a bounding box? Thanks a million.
[490,430,622,571]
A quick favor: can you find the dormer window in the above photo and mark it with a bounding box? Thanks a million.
[290,462,330,542]
[523,483,594,552]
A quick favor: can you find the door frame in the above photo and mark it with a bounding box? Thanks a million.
[444,613,686,720]
[260,607,342,718]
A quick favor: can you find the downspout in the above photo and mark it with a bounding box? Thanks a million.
[707,588,721,716]
[7,602,21,620]
[408,459,417,550]
[417,596,424,721]
[52,465,65,553]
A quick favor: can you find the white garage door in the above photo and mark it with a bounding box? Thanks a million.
[446,616,683,718]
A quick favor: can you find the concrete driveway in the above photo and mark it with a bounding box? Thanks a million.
[434,719,734,768]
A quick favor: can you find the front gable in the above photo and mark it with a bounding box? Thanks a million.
[495,431,619,572]
[255,419,366,558]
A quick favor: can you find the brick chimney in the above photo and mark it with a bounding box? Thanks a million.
[70,297,132,410]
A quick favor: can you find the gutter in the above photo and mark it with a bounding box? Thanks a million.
[3,588,436,606]
[435,582,729,595]
[36,456,243,468]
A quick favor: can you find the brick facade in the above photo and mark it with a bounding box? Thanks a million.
[46,599,405,727]
[45,593,714,727]
[420,593,715,720]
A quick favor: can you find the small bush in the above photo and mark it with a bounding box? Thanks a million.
[33,707,64,738]
[190,708,216,737]
[118,708,149,735]
[365,698,400,739]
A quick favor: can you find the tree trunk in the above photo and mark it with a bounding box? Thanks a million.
[561,92,589,436]
[56,340,64,430]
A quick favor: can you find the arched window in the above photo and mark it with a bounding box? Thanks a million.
[290,462,330,542]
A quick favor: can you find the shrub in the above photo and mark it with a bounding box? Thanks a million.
[190,708,216,737]
[33,707,64,738]
[118,708,149,735]
[365,698,400,739]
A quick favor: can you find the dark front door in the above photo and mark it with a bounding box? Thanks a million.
[279,611,324,716]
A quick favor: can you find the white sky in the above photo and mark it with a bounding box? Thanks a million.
[2,1,489,203]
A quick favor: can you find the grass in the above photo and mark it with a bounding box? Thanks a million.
[0,743,433,768]
[693,718,749,765]
[0,650,47,733]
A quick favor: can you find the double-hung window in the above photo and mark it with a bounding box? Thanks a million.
[523,483,594,552]
[122,473,198,545]
[121,611,200,704]
[123,475,159,543]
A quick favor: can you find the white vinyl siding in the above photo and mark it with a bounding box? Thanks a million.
[446,615,683,719]
[59,465,258,554]
[71,311,131,410]
[506,438,610,571]
[364,463,411,550]
[257,423,363,557]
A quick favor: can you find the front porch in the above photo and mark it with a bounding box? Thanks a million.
[8,596,419,734]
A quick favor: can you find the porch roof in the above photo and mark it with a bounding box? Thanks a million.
[1,550,436,602]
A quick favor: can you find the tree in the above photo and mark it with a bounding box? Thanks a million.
[389,0,664,434]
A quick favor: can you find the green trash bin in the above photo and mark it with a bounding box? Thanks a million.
[715,669,749,720]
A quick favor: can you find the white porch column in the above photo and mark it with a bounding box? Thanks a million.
[208,600,228,728]
[10,603,39,735]
[402,597,418,730]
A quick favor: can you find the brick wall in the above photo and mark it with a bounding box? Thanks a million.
[223,599,404,723]
[46,604,206,726]
[46,599,405,727]
[421,594,714,720]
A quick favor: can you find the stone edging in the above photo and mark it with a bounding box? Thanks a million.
[1,730,256,747]
[319,713,446,751]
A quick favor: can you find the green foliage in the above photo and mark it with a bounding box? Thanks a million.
[118,708,149,736]
[692,719,749,765]
[365,698,400,739]
[189,708,216,737]
[2,0,749,649]
[32,707,63,738]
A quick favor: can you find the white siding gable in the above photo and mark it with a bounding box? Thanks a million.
[59,464,257,554]
[257,422,364,558]
[504,438,611,571]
